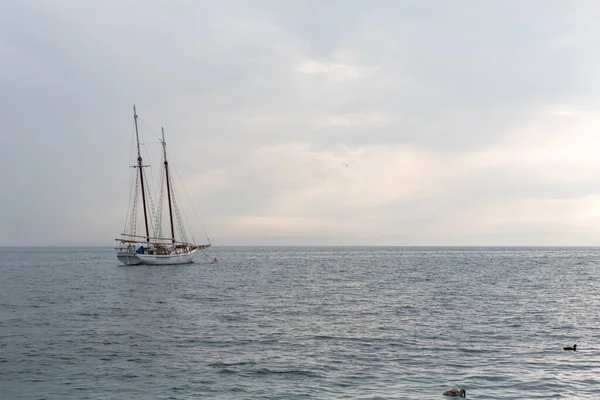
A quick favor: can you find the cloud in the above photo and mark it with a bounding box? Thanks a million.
[296,50,378,82]
[297,60,354,76]
[201,105,600,245]
[319,112,393,128]
[3,1,600,245]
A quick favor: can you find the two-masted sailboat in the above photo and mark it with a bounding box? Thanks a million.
[116,106,211,265]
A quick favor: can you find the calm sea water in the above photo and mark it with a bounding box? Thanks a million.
[1,246,599,399]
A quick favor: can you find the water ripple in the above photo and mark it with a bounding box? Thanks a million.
[1,246,600,399]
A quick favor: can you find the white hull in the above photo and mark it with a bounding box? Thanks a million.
[117,248,199,266]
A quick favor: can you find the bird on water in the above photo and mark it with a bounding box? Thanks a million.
[563,344,577,351]
[443,389,466,397]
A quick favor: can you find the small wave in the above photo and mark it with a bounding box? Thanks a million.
[218,314,248,322]
[252,368,323,378]
[218,368,237,374]
[209,361,257,368]
[313,335,337,340]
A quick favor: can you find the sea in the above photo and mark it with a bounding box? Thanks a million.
[1,246,599,399]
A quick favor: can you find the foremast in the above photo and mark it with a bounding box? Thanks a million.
[133,105,150,243]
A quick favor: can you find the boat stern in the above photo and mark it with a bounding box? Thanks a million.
[117,251,142,265]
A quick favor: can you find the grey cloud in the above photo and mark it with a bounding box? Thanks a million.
[2,0,600,245]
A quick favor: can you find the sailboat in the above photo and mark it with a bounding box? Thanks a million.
[116,105,211,265]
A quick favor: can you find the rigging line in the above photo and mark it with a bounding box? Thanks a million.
[142,167,159,237]
[163,147,192,244]
[130,172,140,237]
[137,130,159,221]
[138,117,162,142]
[156,163,166,238]
[137,119,164,221]
[124,168,136,234]
[123,122,138,234]
[170,178,191,244]
[171,158,211,244]
[135,112,161,194]
[154,145,166,239]
[200,249,214,260]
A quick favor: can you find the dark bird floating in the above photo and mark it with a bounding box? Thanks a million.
[443,389,466,397]
[563,344,577,351]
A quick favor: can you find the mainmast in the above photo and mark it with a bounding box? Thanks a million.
[162,127,176,244]
[133,105,150,243]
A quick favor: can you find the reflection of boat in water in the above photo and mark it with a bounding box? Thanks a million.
[116,106,211,265]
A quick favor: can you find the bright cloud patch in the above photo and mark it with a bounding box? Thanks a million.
[297,59,361,79]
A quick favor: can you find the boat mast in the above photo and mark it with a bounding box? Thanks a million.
[133,105,150,243]
[161,127,176,244]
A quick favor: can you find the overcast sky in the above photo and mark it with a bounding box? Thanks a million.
[3,0,600,246]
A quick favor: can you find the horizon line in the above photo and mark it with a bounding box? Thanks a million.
[2,244,600,248]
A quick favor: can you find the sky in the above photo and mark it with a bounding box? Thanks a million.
[3,0,600,246]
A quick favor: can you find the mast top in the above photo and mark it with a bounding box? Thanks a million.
[133,105,142,161]
[161,127,168,162]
